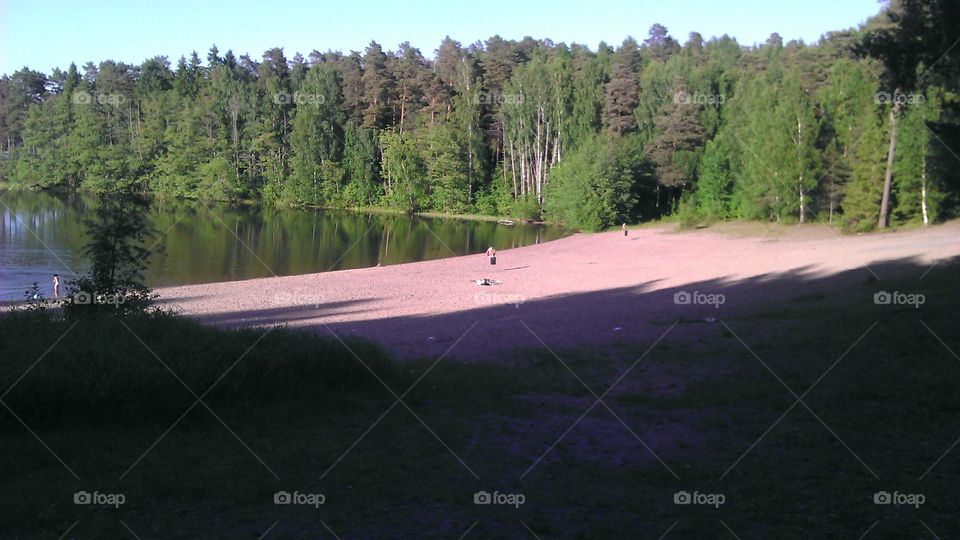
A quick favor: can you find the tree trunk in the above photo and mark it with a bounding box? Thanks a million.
[509,138,518,198]
[828,177,835,223]
[921,153,929,226]
[797,115,804,224]
[798,178,805,224]
[399,82,407,135]
[879,101,899,229]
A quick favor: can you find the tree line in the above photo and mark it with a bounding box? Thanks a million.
[1,0,957,231]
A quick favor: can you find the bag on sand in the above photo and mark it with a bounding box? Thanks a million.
[489,256,497,265]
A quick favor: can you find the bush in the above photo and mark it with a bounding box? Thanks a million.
[544,133,641,230]
[473,174,518,217]
[511,196,542,221]
[674,193,706,229]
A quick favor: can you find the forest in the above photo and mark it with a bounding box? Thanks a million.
[1,0,958,231]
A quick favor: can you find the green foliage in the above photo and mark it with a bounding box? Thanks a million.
[341,124,382,206]
[724,62,822,222]
[816,58,881,222]
[695,138,732,220]
[843,113,888,231]
[287,65,346,206]
[473,175,513,216]
[545,133,641,230]
[423,122,470,213]
[674,192,704,229]
[892,91,944,224]
[646,82,706,199]
[379,129,425,211]
[511,196,543,221]
[65,186,156,317]
[3,8,959,226]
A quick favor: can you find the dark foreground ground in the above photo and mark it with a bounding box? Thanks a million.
[1,253,958,538]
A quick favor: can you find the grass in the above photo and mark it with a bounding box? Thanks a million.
[0,310,401,426]
[1,260,958,538]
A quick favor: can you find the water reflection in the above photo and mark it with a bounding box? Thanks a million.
[0,190,567,300]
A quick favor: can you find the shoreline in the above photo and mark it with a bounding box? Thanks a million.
[0,183,561,226]
[155,220,960,361]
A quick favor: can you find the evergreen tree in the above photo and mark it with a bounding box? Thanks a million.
[646,81,706,207]
[892,91,942,225]
[361,41,395,129]
[2,14,958,228]
[695,138,732,220]
[288,65,346,204]
[843,112,888,231]
[604,38,640,136]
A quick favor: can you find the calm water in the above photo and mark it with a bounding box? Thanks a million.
[0,189,568,301]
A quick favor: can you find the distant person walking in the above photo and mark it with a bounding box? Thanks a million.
[52,274,60,298]
[486,246,497,265]
[622,223,628,237]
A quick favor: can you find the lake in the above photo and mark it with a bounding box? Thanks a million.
[0,189,568,301]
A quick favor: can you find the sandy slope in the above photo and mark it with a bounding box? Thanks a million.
[156,222,960,360]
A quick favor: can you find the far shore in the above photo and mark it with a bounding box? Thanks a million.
[0,182,559,226]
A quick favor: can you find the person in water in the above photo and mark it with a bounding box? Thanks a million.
[52,274,60,298]
[486,246,496,265]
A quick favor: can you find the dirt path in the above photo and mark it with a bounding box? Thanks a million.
[157,222,960,360]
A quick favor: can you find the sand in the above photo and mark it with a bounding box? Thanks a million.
[156,222,960,361]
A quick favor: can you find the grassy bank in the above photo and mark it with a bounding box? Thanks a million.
[0,311,401,426]
[296,202,558,226]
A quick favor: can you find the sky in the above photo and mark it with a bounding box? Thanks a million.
[0,0,884,76]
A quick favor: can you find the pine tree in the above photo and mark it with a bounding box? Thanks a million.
[646,81,706,203]
[695,138,732,219]
[843,112,888,231]
[360,41,395,129]
[342,124,381,206]
[604,38,640,136]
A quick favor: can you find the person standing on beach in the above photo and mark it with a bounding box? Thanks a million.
[622,223,628,237]
[52,274,60,298]
[486,246,496,265]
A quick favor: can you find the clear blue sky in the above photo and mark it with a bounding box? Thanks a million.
[0,0,883,76]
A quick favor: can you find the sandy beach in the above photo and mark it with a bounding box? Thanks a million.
[156,222,960,360]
